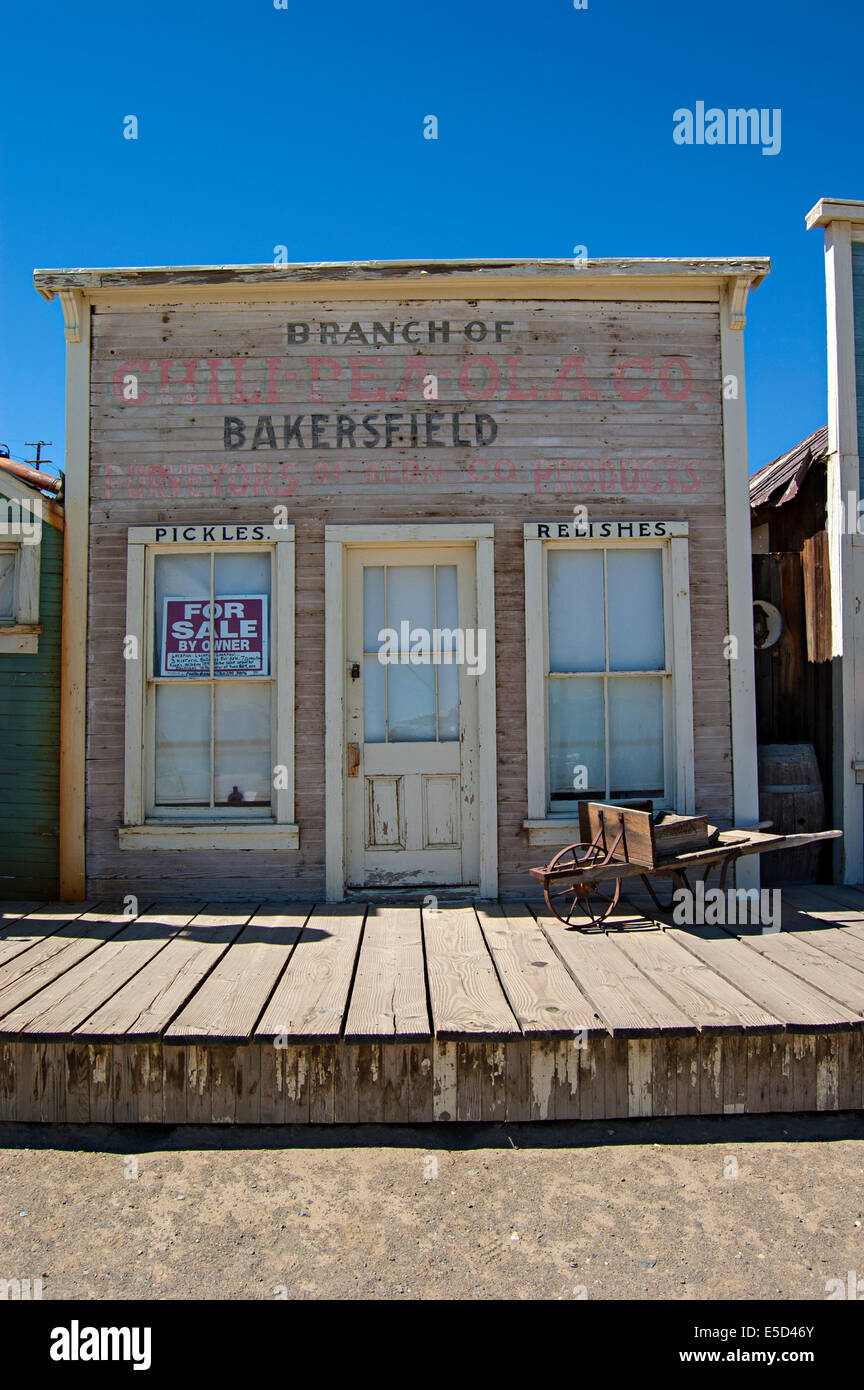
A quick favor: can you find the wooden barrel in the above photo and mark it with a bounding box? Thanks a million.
[757,743,825,884]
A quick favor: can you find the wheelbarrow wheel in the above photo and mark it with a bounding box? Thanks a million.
[542,842,622,930]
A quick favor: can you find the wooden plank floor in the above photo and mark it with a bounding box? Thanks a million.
[1,890,864,1123]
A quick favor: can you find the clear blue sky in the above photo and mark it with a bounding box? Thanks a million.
[1,0,861,481]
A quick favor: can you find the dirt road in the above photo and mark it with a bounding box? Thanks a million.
[1,1113,862,1300]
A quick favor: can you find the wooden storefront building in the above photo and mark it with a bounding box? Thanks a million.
[0,462,64,898]
[34,256,768,904]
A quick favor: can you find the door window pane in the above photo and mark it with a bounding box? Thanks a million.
[0,552,15,622]
[214,684,271,805]
[363,655,386,743]
[364,562,461,742]
[548,550,604,671]
[437,664,459,741]
[387,566,435,645]
[363,567,386,651]
[388,663,436,742]
[548,677,605,798]
[436,565,458,643]
[609,677,664,796]
[155,683,210,805]
[607,550,665,671]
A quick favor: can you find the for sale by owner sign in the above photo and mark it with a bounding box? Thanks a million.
[161,595,269,675]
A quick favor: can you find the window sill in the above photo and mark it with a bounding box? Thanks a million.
[0,624,41,655]
[522,818,583,848]
[119,823,300,851]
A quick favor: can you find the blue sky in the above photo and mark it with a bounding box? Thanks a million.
[1,0,861,481]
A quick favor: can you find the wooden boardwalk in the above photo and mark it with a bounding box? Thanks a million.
[2,887,864,1123]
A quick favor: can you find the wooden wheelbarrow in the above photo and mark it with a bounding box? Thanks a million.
[530,800,842,930]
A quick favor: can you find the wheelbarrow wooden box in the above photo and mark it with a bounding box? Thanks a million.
[576,800,715,869]
[531,799,842,928]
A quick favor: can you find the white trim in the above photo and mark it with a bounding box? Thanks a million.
[15,544,40,625]
[524,532,547,823]
[669,535,695,813]
[325,523,493,545]
[59,289,89,898]
[720,285,759,888]
[121,525,297,843]
[0,633,38,655]
[324,537,345,900]
[522,819,583,848]
[123,542,146,825]
[821,219,863,882]
[524,524,695,826]
[273,537,295,825]
[0,539,41,653]
[0,469,62,532]
[806,198,864,230]
[475,535,498,896]
[119,823,299,851]
[324,523,498,901]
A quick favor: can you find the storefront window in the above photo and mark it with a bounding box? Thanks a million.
[0,549,16,623]
[149,549,273,810]
[523,523,694,829]
[547,547,667,804]
[121,525,296,848]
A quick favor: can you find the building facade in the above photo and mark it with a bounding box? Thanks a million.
[0,465,64,897]
[35,257,767,901]
[806,198,864,883]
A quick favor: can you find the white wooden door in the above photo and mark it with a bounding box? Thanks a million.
[345,545,480,888]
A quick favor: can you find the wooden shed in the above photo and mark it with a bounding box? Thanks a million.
[34,256,768,903]
[0,462,64,897]
[750,426,834,882]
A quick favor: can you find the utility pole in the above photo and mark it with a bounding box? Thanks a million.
[24,441,53,470]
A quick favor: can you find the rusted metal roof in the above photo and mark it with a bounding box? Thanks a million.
[749,424,829,510]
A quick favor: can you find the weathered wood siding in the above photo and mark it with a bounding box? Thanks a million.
[0,523,62,896]
[87,297,733,899]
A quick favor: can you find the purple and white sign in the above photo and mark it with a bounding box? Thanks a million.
[161,595,269,676]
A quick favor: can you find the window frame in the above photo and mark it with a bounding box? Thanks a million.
[0,537,41,655]
[120,524,297,850]
[523,522,695,844]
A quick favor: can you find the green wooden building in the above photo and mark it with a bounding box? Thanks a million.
[0,465,64,898]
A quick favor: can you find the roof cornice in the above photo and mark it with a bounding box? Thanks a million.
[806,197,864,230]
[33,255,771,303]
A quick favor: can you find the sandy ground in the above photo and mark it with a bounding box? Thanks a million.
[1,1112,863,1301]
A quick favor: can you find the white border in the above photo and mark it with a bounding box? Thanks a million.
[822,219,863,882]
[121,525,296,847]
[720,286,760,888]
[523,522,695,840]
[324,523,497,901]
